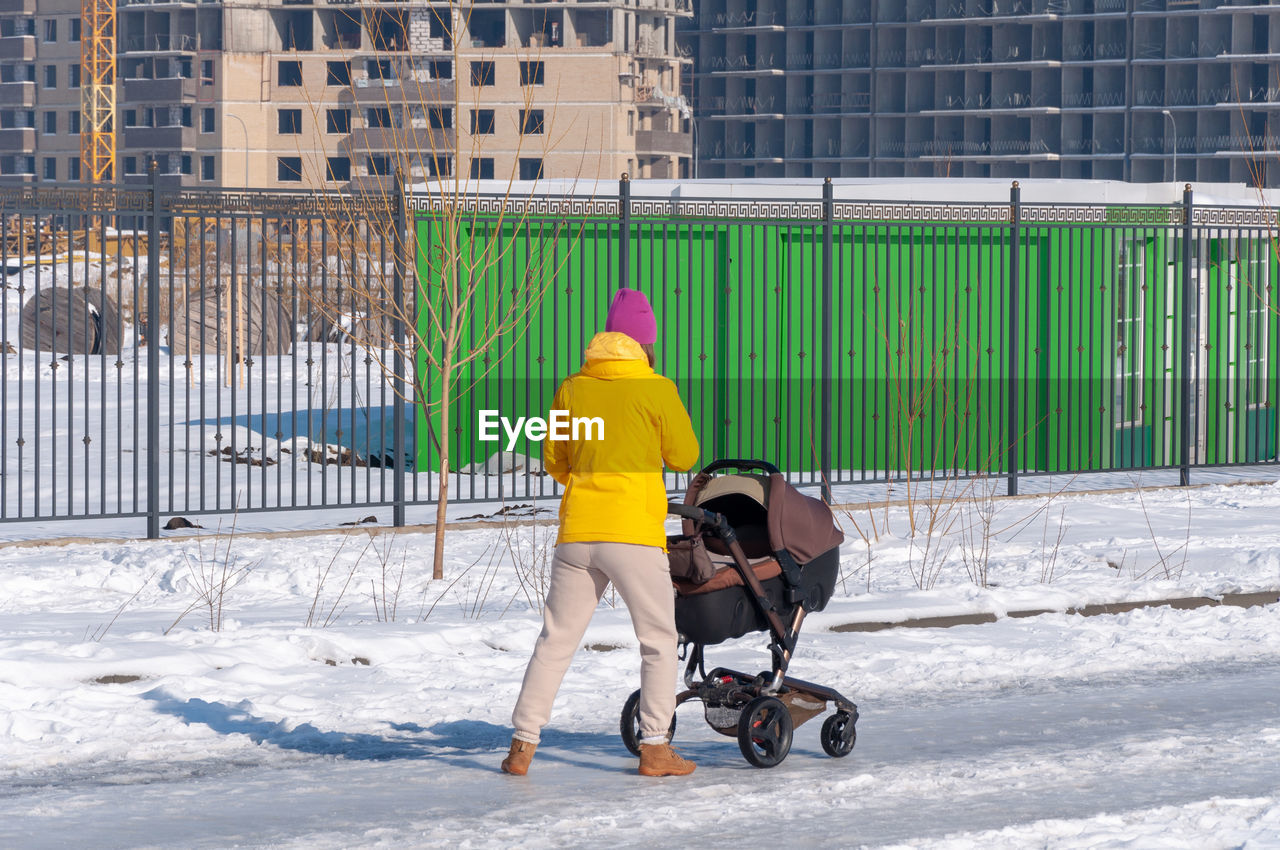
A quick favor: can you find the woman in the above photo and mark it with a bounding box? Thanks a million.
[502,288,700,777]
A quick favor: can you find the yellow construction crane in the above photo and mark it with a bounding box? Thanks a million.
[80,0,116,183]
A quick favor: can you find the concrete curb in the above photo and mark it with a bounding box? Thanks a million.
[826,476,1278,515]
[0,516,560,551]
[830,590,1280,632]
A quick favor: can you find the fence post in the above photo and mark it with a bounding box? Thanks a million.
[1180,184,1194,487]
[619,173,631,289]
[821,177,834,503]
[392,168,407,527]
[1006,181,1021,497]
[146,161,161,539]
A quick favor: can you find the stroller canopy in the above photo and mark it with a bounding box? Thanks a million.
[690,471,844,564]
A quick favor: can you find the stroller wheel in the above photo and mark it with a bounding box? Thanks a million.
[737,695,793,768]
[619,688,678,757]
[820,711,857,758]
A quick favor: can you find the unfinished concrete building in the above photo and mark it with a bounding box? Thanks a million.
[3,0,693,188]
[684,0,1280,186]
[0,0,83,182]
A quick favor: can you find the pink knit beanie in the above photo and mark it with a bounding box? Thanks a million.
[604,288,657,345]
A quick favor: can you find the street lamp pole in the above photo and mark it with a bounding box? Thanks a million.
[1161,109,1177,185]
[226,112,250,187]
[223,111,250,389]
[691,115,698,180]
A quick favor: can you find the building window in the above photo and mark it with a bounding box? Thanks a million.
[326,61,350,86]
[43,111,56,134]
[278,108,303,134]
[2,110,35,129]
[469,61,494,87]
[367,154,390,176]
[68,64,80,88]
[326,108,350,134]
[201,107,214,133]
[0,64,32,83]
[123,156,137,175]
[68,157,80,181]
[429,107,451,129]
[200,155,214,181]
[43,158,56,180]
[430,59,452,80]
[201,59,214,86]
[627,111,634,136]
[123,109,137,128]
[179,154,192,175]
[0,155,36,176]
[520,109,544,135]
[42,19,56,42]
[68,110,79,133]
[2,19,34,36]
[1233,247,1271,409]
[326,156,350,181]
[520,61,544,87]
[366,107,391,128]
[365,58,390,80]
[422,154,451,177]
[43,65,56,88]
[1114,242,1145,428]
[518,158,543,180]
[69,19,80,42]
[278,61,302,86]
[470,109,494,135]
[277,156,303,182]
[470,157,494,179]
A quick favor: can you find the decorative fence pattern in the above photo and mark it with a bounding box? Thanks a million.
[2,174,1278,538]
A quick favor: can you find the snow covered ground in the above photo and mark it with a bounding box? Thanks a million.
[2,479,1280,848]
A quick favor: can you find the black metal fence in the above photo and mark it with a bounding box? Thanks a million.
[2,173,1278,538]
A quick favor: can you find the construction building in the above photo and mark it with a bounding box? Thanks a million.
[684,0,1280,186]
[1,0,693,188]
[1,0,84,183]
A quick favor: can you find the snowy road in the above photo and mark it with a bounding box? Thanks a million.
[3,652,1278,849]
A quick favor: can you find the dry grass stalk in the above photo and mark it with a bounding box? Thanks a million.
[166,513,261,634]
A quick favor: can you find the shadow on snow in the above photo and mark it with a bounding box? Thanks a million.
[143,690,624,771]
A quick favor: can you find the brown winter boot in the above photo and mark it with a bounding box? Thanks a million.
[638,742,696,777]
[501,738,536,775]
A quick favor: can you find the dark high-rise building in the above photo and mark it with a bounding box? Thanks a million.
[684,0,1280,186]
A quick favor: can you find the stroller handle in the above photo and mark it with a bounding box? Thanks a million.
[698,459,782,476]
[668,502,736,540]
[668,502,714,523]
[668,501,736,531]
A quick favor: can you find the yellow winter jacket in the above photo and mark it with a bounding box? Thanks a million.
[544,332,700,549]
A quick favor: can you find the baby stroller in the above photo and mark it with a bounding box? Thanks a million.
[619,460,859,768]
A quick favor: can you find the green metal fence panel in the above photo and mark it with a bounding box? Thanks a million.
[409,194,1278,490]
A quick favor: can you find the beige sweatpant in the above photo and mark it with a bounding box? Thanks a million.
[511,541,678,745]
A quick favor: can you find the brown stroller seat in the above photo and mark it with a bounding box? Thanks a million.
[668,469,843,645]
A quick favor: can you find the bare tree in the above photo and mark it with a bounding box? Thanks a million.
[290,2,598,579]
